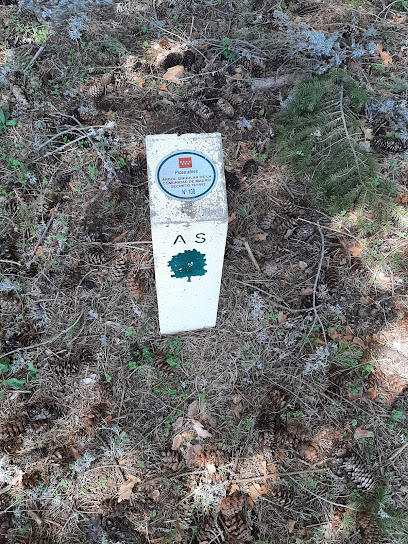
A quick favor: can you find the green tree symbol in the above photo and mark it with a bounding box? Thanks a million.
[168,249,207,282]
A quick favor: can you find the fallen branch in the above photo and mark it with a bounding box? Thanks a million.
[251,72,306,92]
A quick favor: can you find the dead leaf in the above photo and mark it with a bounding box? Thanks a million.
[364,128,373,140]
[298,261,308,270]
[247,497,254,511]
[301,286,313,296]
[172,416,184,430]
[344,327,354,342]
[134,76,144,88]
[10,469,24,487]
[360,296,372,305]
[233,402,242,420]
[187,400,199,418]
[353,336,365,348]
[278,451,285,460]
[175,519,184,538]
[377,43,392,66]
[35,247,43,256]
[206,463,216,475]
[228,212,236,223]
[248,483,267,500]
[277,311,286,323]
[287,520,296,533]
[368,387,377,400]
[148,489,160,501]
[354,427,375,440]
[163,65,184,84]
[172,434,183,451]
[118,475,139,502]
[349,243,364,257]
[256,233,267,241]
[160,84,168,92]
[192,419,212,439]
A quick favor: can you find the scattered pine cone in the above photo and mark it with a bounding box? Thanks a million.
[87,250,107,265]
[340,453,376,492]
[358,511,380,544]
[220,492,245,517]
[182,50,196,70]
[197,514,224,544]
[161,450,184,471]
[0,293,20,314]
[126,269,143,299]
[111,251,128,282]
[217,98,234,119]
[298,442,320,463]
[87,73,113,99]
[55,357,81,376]
[366,371,408,405]
[84,403,107,429]
[281,199,297,217]
[187,99,214,120]
[270,389,291,411]
[0,512,12,543]
[275,215,298,236]
[255,410,275,449]
[325,267,339,292]
[277,422,310,447]
[192,444,229,468]
[15,321,37,347]
[223,89,243,106]
[373,135,408,153]
[0,414,28,440]
[22,470,40,489]
[0,436,21,455]
[224,170,241,191]
[327,365,354,389]
[266,485,294,508]
[100,497,125,516]
[153,354,174,376]
[221,512,251,541]
[105,516,143,544]
[260,211,276,231]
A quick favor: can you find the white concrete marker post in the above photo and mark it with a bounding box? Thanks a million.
[146,133,228,335]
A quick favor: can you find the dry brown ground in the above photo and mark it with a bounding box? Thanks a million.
[0,0,408,542]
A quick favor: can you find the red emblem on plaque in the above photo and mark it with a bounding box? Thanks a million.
[179,157,192,168]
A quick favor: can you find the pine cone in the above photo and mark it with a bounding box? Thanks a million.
[325,267,339,292]
[5,198,19,217]
[267,485,294,508]
[22,470,40,489]
[373,136,408,153]
[255,410,275,448]
[223,90,243,106]
[198,514,224,544]
[281,199,297,217]
[100,497,125,516]
[277,422,310,446]
[87,72,113,99]
[224,170,241,191]
[161,450,184,471]
[260,211,276,231]
[15,321,37,347]
[0,512,12,542]
[0,293,20,314]
[84,403,107,429]
[0,414,27,440]
[134,150,147,173]
[153,354,174,376]
[55,357,80,376]
[87,250,107,265]
[327,365,354,389]
[340,453,376,492]
[105,516,143,544]
[186,84,203,99]
[111,251,128,282]
[220,492,245,517]
[188,99,214,120]
[127,269,143,299]
[358,512,380,544]
[161,52,184,70]
[182,50,196,70]
[222,512,251,541]
[298,442,320,463]
[0,436,21,455]
[275,215,298,236]
[367,371,408,404]
[0,244,12,260]
[217,98,234,119]
[193,444,229,468]
[177,502,195,530]
[270,389,290,411]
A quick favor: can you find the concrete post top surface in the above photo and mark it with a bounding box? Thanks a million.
[146,132,227,224]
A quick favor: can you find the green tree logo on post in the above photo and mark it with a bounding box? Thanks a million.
[168,249,207,282]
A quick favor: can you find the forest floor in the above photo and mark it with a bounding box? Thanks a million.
[0,0,408,543]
